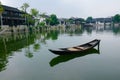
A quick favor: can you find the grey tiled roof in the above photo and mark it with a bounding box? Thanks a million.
[2,5,20,12]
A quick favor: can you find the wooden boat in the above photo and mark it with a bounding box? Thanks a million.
[49,39,100,55]
[50,48,100,67]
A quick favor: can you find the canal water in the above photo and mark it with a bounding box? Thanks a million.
[0,25,120,80]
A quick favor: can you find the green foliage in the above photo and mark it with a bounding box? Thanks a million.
[0,5,4,14]
[39,22,45,27]
[26,14,35,25]
[69,19,74,24]
[20,3,29,25]
[20,3,29,12]
[50,14,59,25]
[30,8,39,26]
[45,18,50,25]
[113,14,120,23]
[46,30,59,40]
[30,8,39,18]
[45,14,59,26]
[86,16,93,21]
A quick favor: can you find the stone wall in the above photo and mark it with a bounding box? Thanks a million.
[0,25,28,34]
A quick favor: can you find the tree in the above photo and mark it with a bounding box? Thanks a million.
[45,14,59,26]
[86,16,93,23]
[50,14,59,25]
[113,14,120,23]
[0,1,4,28]
[30,8,39,26]
[21,3,29,12]
[21,3,29,25]
[30,8,39,18]
[45,18,50,25]
[26,14,34,26]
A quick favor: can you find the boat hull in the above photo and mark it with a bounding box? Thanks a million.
[49,39,100,55]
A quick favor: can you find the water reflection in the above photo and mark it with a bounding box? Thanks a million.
[93,25,120,35]
[49,48,100,67]
[0,25,120,72]
[0,30,60,72]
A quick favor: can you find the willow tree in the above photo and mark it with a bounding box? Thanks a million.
[21,3,29,25]
[0,2,4,28]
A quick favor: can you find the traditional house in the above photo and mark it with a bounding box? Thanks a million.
[58,18,68,25]
[86,17,113,24]
[1,5,25,27]
[58,17,85,26]
[69,17,85,25]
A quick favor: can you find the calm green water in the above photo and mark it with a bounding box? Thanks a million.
[0,25,120,80]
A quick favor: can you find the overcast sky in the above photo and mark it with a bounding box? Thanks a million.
[1,0,120,19]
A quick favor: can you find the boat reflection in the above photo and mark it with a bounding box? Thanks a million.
[49,48,100,67]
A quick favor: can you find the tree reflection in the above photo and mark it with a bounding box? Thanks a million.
[45,30,59,40]
[0,56,8,72]
[0,25,120,71]
[33,43,40,51]
[0,38,8,72]
[112,26,120,35]
[25,51,33,58]
[0,33,36,71]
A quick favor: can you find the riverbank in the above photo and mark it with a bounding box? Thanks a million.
[0,25,29,35]
[0,25,81,35]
